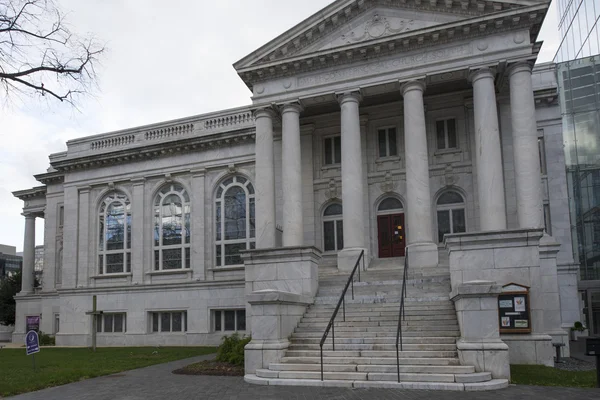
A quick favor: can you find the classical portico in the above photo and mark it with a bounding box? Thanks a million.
[235,0,567,386]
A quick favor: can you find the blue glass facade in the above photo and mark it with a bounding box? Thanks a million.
[555,0,600,334]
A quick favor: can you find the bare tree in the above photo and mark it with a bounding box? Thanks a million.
[0,0,104,104]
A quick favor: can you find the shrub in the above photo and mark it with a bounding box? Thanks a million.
[38,331,55,346]
[215,333,251,366]
[571,321,586,332]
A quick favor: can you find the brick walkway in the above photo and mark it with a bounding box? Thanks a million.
[6,355,600,400]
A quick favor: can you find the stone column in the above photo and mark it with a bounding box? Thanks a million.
[337,92,367,272]
[281,103,304,247]
[21,214,36,294]
[470,68,507,231]
[254,108,277,249]
[509,62,544,229]
[401,81,438,267]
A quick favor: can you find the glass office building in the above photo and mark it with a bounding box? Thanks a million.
[555,0,600,334]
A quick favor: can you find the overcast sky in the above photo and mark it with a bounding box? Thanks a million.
[0,0,561,252]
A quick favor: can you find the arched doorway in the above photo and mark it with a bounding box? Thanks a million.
[376,197,405,258]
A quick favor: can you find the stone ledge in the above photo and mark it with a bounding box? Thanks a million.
[247,289,313,306]
[445,228,544,251]
[242,246,322,264]
[456,339,509,352]
[451,280,501,300]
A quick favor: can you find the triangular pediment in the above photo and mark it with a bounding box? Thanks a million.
[234,0,550,73]
[302,7,463,54]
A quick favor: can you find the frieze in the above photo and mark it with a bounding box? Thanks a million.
[297,43,472,88]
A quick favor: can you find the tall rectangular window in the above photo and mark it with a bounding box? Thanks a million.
[324,136,342,165]
[53,313,60,334]
[58,206,64,228]
[436,118,458,150]
[378,127,398,157]
[544,204,552,235]
[538,135,547,175]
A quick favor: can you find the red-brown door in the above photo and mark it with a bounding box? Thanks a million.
[377,214,406,258]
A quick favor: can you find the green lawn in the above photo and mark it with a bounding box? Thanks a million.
[511,364,598,388]
[0,346,216,397]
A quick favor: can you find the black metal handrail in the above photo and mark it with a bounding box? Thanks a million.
[319,249,365,381]
[395,247,409,383]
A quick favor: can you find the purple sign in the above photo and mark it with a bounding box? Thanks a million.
[26,316,40,332]
[26,330,40,355]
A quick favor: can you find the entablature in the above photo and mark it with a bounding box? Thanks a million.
[13,186,47,217]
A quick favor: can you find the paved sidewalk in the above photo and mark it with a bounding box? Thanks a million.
[6,355,600,400]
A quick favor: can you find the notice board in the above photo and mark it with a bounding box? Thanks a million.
[498,283,531,334]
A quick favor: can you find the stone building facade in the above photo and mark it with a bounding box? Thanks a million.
[13,0,579,389]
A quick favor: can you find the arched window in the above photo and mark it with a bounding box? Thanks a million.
[323,203,343,252]
[215,176,255,267]
[436,191,466,242]
[98,191,131,274]
[378,197,403,213]
[153,184,191,270]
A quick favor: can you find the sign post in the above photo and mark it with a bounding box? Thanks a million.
[26,330,40,371]
[85,295,103,352]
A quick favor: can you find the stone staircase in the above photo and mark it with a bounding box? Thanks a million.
[245,259,509,391]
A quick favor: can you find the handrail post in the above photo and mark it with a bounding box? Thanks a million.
[343,297,346,321]
[320,346,324,381]
[332,322,335,351]
[351,277,354,300]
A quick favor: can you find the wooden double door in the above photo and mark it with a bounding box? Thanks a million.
[377,213,406,258]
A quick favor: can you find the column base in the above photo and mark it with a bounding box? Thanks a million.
[457,339,510,380]
[337,248,368,273]
[244,290,312,374]
[407,242,438,268]
[245,339,289,375]
[501,334,554,367]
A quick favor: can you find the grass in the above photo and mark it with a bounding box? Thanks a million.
[511,364,598,388]
[0,346,216,397]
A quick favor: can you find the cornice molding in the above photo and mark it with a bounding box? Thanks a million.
[13,186,47,200]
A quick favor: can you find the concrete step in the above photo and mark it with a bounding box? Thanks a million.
[289,343,457,351]
[269,363,476,374]
[299,317,457,325]
[292,331,460,338]
[284,350,458,358]
[257,369,490,383]
[295,325,459,332]
[303,311,456,319]
[292,336,457,345]
[297,322,458,330]
[318,278,451,288]
[245,374,509,391]
[314,295,450,304]
[280,356,462,365]
[308,303,455,311]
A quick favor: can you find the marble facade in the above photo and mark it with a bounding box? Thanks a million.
[12,0,578,372]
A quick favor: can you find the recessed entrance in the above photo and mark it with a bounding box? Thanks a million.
[376,197,405,258]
